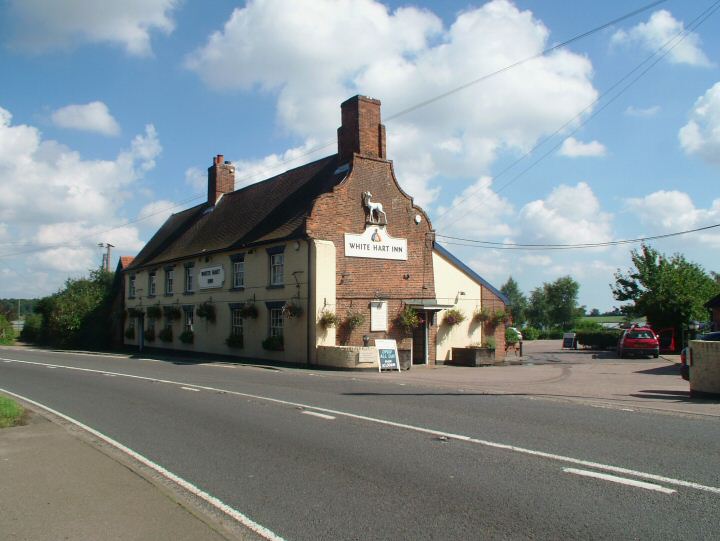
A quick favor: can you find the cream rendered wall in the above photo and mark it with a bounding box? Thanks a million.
[124,240,310,363]
[309,239,337,363]
[432,251,484,362]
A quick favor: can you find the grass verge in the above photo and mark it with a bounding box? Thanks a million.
[0,395,27,428]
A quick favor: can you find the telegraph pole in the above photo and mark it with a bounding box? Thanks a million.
[98,243,114,272]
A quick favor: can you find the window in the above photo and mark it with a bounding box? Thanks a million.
[231,309,243,337]
[233,260,244,288]
[270,308,283,337]
[128,275,136,298]
[148,272,156,297]
[183,307,194,332]
[165,268,174,295]
[185,266,194,293]
[270,253,284,286]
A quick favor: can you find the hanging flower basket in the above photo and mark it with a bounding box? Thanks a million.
[345,311,365,330]
[283,302,303,319]
[163,306,182,320]
[443,308,466,326]
[158,327,173,342]
[490,309,507,326]
[197,302,216,323]
[473,307,490,323]
[127,307,144,318]
[226,334,244,348]
[146,305,162,319]
[318,310,340,329]
[262,335,284,351]
[395,307,422,335]
[239,303,259,319]
[144,328,156,342]
[179,330,194,344]
[124,327,135,340]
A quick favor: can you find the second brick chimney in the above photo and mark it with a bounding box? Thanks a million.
[208,154,235,205]
[337,95,387,164]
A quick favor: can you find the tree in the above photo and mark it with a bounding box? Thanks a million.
[589,308,601,317]
[611,245,720,330]
[526,276,581,330]
[32,269,115,348]
[500,276,528,326]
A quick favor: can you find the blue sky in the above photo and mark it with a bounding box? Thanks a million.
[0,0,718,311]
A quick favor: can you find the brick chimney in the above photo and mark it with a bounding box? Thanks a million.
[207,154,235,205]
[337,95,387,164]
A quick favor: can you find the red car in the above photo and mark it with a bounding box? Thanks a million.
[617,326,660,358]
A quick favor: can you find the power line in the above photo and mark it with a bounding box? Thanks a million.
[433,0,720,229]
[436,222,720,251]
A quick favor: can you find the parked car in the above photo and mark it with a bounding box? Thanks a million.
[617,326,660,358]
[682,332,720,381]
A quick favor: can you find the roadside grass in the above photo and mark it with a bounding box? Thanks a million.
[0,395,27,428]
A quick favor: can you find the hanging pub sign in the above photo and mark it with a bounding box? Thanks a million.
[344,226,407,261]
[375,339,401,372]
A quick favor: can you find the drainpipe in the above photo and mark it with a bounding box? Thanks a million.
[306,238,313,367]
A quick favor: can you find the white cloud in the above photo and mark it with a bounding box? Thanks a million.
[0,106,160,290]
[138,200,175,228]
[184,167,206,191]
[7,0,178,56]
[558,137,606,157]
[518,182,613,246]
[625,191,720,247]
[679,82,720,164]
[51,101,120,136]
[611,10,711,67]
[624,105,660,117]
[520,254,552,267]
[187,0,598,207]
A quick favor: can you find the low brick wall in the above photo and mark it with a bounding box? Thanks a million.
[689,340,720,399]
[317,345,379,369]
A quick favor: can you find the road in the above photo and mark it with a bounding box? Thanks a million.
[2,346,719,540]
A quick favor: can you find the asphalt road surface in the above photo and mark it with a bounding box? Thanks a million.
[2,347,719,540]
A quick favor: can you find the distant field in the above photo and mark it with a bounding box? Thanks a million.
[581,316,625,324]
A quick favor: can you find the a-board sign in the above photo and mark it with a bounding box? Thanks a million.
[375,339,401,372]
[562,332,577,350]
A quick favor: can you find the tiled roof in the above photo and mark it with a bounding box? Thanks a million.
[118,256,135,269]
[128,155,343,270]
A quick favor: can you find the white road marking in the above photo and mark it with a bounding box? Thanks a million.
[3,356,720,496]
[563,468,676,494]
[181,386,200,392]
[302,411,335,420]
[0,387,286,541]
[103,373,117,377]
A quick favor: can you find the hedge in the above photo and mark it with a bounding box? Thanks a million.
[576,329,622,350]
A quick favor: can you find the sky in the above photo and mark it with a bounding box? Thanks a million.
[0,0,718,311]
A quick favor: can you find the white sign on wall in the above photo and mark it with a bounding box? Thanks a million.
[370,301,388,331]
[344,226,407,261]
[198,266,225,289]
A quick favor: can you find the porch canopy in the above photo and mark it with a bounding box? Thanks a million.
[403,299,455,312]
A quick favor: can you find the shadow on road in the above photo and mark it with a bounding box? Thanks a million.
[635,364,681,376]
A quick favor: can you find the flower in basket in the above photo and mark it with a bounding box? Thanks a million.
[282,302,303,318]
[443,308,465,326]
[318,310,340,329]
[197,302,216,323]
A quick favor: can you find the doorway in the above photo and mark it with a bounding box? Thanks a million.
[412,313,428,365]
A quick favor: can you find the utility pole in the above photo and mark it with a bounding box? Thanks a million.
[98,243,114,272]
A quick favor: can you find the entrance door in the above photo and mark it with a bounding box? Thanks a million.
[412,313,428,365]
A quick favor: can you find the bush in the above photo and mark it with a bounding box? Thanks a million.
[522,327,540,341]
[576,329,622,349]
[538,328,564,339]
[0,315,15,345]
[158,327,173,342]
[144,328,156,342]
[506,327,520,345]
[196,302,216,323]
[444,308,466,326]
[262,335,284,351]
[226,334,244,348]
[19,313,42,343]
[124,327,135,340]
[179,330,194,344]
[318,310,340,329]
[483,336,496,349]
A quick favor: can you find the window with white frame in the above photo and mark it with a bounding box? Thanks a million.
[269,308,283,337]
[183,307,194,332]
[165,268,174,295]
[128,275,136,298]
[233,260,244,288]
[231,309,243,337]
[185,266,194,292]
[270,253,284,286]
[148,272,156,296]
